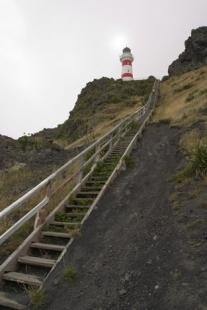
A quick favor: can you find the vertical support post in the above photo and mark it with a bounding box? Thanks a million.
[95,143,101,163]
[34,181,51,229]
[76,155,84,184]
[109,135,113,153]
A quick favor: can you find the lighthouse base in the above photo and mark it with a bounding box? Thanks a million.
[122,76,133,81]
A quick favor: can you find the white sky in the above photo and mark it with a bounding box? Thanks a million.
[0,0,206,138]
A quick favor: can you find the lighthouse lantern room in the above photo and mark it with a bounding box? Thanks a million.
[120,47,134,81]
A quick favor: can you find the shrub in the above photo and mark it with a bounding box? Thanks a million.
[26,287,46,308]
[64,266,77,282]
[176,144,207,180]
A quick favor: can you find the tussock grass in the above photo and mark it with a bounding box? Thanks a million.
[26,287,46,308]
[175,144,207,182]
[63,266,77,282]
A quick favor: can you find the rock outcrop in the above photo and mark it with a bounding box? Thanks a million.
[168,26,207,76]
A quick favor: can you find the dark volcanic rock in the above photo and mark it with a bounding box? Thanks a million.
[168,26,207,76]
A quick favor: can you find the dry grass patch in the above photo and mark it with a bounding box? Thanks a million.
[154,65,207,127]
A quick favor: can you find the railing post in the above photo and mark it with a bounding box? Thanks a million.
[95,143,101,163]
[107,134,112,154]
[76,155,84,184]
[33,181,51,229]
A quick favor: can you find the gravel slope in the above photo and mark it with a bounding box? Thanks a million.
[37,122,204,310]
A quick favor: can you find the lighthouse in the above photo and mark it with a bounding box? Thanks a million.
[120,47,134,81]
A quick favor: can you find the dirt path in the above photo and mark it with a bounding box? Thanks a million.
[38,122,202,310]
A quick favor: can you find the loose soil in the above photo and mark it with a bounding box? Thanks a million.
[37,122,206,310]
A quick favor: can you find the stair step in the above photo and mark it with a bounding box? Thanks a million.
[65,204,89,209]
[90,176,108,180]
[111,151,122,153]
[62,212,86,216]
[31,242,65,252]
[85,181,105,186]
[81,187,102,191]
[92,172,109,175]
[18,255,55,268]
[51,221,80,227]
[102,162,115,165]
[3,271,42,287]
[76,192,99,198]
[42,231,71,238]
[0,292,25,310]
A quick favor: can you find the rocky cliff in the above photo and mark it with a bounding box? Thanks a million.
[168,26,207,76]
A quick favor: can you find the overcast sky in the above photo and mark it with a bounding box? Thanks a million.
[0,0,206,138]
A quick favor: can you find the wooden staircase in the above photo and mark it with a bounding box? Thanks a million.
[0,81,160,309]
[0,127,140,309]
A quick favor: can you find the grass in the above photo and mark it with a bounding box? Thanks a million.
[174,83,194,93]
[153,65,207,128]
[26,287,46,308]
[0,220,33,261]
[63,266,77,282]
[186,88,207,102]
[0,161,78,260]
[69,227,82,238]
[69,197,93,206]
[55,212,83,223]
[175,144,207,181]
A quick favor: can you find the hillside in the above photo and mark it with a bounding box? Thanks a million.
[38,77,155,147]
[36,67,207,310]
[35,28,207,309]
[0,77,154,210]
[1,26,207,309]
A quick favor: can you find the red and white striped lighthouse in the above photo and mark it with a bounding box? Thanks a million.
[120,47,134,81]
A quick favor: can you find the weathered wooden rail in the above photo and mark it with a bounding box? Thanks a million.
[0,79,159,309]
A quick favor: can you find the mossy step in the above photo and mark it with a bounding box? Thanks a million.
[55,212,84,222]
[112,151,125,154]
[59,212,86,217]
[64,205,90,212]
[90,175,108,179]
[69,198,94,206]
[85,181,105,187]
[76,192,99,198]
[81,186,102,192]
[93,172,111,177]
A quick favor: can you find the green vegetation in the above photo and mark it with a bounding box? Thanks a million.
[184,144,207,177]
[54,77,154,143]
[26,287,46,308]
[64,266,77,282]
[175,144,207,182]
[69,197,93,206]
[174,83,194,93]
[18,134,55,152]
[55,212,83,222]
